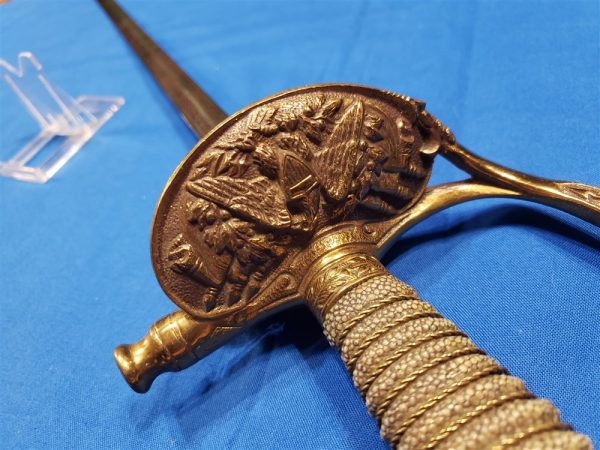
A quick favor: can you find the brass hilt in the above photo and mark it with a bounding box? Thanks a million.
[111,82,599,447]
[114,310,238,393]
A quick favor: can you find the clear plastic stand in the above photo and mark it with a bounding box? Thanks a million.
[0,52,124,183]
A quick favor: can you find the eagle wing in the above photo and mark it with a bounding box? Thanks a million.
[313,100,364,201]
[187,176,292,229]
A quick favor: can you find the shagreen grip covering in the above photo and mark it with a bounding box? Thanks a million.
[306,254,591,450]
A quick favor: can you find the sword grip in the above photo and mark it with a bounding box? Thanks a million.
[305,254,591,449]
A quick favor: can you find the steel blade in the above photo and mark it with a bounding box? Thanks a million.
[98,0,227,137]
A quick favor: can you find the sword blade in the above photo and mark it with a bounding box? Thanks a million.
[98,0,227,137]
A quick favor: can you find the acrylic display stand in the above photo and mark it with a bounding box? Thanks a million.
[0,52,124,183]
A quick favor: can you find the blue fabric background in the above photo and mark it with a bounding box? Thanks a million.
[1,1,598,448]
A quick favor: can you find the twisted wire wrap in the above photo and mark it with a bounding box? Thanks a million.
[321,274,592,450]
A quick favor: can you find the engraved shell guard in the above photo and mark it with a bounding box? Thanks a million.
[151,85,452,322]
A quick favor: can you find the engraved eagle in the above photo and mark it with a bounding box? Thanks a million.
[187,176,293,229]
[313,100,365,202]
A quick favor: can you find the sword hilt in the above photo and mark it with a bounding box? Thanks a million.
[303,253,592,449]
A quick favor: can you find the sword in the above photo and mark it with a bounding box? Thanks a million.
[99,1,598,448]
